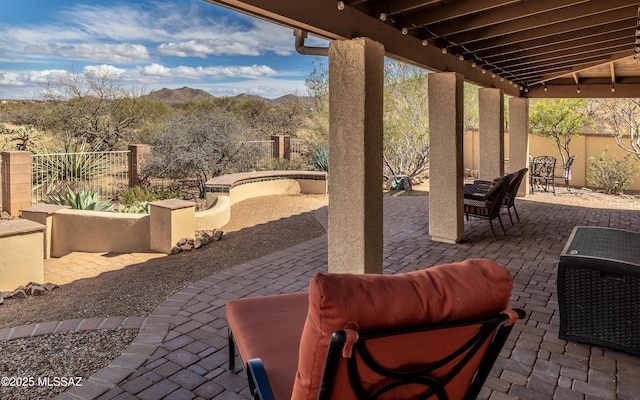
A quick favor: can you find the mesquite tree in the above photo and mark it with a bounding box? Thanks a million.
[529,98,593,169]
[593,98,640,160]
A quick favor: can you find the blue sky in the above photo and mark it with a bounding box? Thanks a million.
[0,0,328,100]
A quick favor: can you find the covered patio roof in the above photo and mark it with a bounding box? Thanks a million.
[203,0,640,98]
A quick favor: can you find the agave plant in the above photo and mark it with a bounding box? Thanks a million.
[308,144,329,172]
[46,186,113,211]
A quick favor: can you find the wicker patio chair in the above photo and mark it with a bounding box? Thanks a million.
[226,259,525,400]
[469,168,528,225]
[463,175,510,239]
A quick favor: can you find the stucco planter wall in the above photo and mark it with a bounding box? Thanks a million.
[50,209,150,257]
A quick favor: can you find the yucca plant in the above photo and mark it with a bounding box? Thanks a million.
[46,186,113,211]
[32,137,110,196]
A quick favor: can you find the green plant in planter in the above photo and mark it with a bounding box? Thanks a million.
[47,186,113,211]
[119,186,181,205]
[116,201,150,214]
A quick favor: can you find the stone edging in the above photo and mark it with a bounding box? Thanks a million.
[53,283,210,400]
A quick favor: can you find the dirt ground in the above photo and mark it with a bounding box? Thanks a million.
[0,194,328,328]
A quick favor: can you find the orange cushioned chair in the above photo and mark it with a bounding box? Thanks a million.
[226,259,525,400]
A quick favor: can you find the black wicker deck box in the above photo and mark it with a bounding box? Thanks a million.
[558,226,640,356]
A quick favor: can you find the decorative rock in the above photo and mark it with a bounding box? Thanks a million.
[170,229,224,254]
[28,285,46,296]
[43,282,59,292]
[9,289,27,299]
[0,293,3,305]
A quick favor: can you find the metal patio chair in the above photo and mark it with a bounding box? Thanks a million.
[226,259,525,400]
[529,156,556,193]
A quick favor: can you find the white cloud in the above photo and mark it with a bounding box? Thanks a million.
[133,63,278,82]
[142,63,173,77]
[24,43,150,63]
[83,65,128,77]
[157,39,262,58]
[204,78,308,99]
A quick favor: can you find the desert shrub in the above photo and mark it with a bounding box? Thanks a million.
[588,150,639,194]
[119,186,180,205]
[259,157,307,171]
[46,187,113,211]
[142,112,261,198]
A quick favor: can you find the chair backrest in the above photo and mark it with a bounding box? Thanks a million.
[319,310,524,400]
[291,259,524,400]
[531,156,556,177]
[484,175,510,218]
[504,168,528,207]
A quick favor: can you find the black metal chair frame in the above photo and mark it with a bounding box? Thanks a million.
[529,156,556,194]
[244,309,526,400]
[464,175,510,240]
[553,155,577,194]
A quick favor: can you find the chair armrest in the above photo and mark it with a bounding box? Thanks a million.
[464,193,487,201]
[464,184,489,199]
[247,358,276,400]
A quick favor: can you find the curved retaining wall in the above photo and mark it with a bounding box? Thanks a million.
[21,171,328,257]
[199,170,328,229]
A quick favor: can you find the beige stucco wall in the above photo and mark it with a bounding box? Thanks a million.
[0,220,44,291]
[19,172,327,259]
[201,171,327,231]
[50,209,150,257]
[465,131,640,191]
[195,195,231,231]
[149,200,195,254]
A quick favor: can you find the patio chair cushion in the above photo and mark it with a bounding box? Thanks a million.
[291,258,513,400]
[227,292,309,400]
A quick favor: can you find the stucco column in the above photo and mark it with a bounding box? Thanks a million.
[128,144,151,188]
[509,97,530,196]
[1,151,32,217]
[328,37,384,274]
[478,88,504,180]
[428,73,465,243]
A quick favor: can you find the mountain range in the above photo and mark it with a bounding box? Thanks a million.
[144,87,306,106]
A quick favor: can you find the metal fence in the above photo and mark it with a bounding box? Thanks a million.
[25,139,295,205]
[31,150,130,204]
[291,138,307,156]
[243,140,275,160]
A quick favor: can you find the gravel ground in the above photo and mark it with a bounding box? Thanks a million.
[0,329,137,400]
[0,194,328,399]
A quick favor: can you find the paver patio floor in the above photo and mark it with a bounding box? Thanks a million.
[46,188,640,399]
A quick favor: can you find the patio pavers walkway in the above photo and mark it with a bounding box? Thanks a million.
[46,190,640,399]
